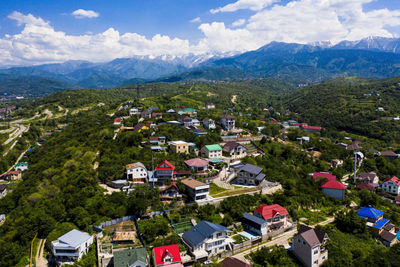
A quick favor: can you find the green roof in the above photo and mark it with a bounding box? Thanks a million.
[205,144,222,151]
[113,247,147,267]
[16,162,28,166]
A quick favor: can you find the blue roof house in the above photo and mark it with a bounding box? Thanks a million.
[51,229,93,263]
[182,221,233,260]
[357,207,390,236]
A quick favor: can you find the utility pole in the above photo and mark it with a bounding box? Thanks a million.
[152,151,155,187]
[354,150,357,184]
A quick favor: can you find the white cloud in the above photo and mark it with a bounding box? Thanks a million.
[71,9,99,19]
[211,0,279,13]
[190,17,201,23]
[232,19,246,27]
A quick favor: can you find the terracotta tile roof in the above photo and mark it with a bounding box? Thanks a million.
[181,178,206,188]
[184,158,209,167]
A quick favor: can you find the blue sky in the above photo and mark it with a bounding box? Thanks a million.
[1,0,400,66]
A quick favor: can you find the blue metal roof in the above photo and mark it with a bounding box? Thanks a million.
[357,207,384,220]
[243,212,266,227]
[183,221,231,247]
[373,218,389,229]
[56,229,91,248]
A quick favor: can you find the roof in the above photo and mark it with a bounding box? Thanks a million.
[255,204,288,220]
[298,225,328,247]
[380,151,398,157]
[114,248,147,267]
[222,257,251,267]
[6,171,20,175]
[55,229,91,249]
[357,207,384,220]
[313,172,336,181]
[223,142,245,152]
[153,244,181,266]
[383,176,400,186]
[208,158,224,163]
[374,218,390,229]
[160,182,179,192]
[358,172,377,182]
[243,212,267,228]
[0,184,6,192]
[220,114,235,119]
[184,158,209,167]
[356,183,377,191]
[126,162,145,170]
[114,118,122,122]
[238,164,263,175]
[156,160,175,170]
[321,180,346,190]
[302,125,322,130]
[133,123,146,132]
[181,178,207,189]
[255,173,266,181]
[16,162,28,166]
[170,140,188,145]
[205,144,222,151]
[183,221,231,247]
[380,230,397,243]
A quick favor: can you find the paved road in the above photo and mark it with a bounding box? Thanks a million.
[4,124,27,145]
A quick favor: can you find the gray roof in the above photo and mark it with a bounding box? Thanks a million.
[255,173,266,181]
[113,247,147,267]
[238,164,263,175]
[183,221,231,247]
[243,212,266,228]
[298,225,328,247]
[380,230,397,242]
[55,229,91,249]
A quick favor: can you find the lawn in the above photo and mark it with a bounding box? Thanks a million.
[232,234,250,244]
[209,183,228,196]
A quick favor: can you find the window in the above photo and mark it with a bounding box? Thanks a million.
[314,260,318,264]
[314,249,318,254]
[322,256,326,260]
[216,233,222,238]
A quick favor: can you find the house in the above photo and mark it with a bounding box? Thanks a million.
[179,116,193,127]
[381,176,400,195]
[113,247,148,267]
[296,136,310,144]
[192,119,201,127]
[379,151,398,161]
[347,141,362,150]
[112,231,136,245]
[181,178,209,202]
[133,123,149,133]
[152,113,163,119]
[129,108,139,116]
[15,162,28,171]
[126,162,148,184]
[321,180,346,200]
[356,183,377,192]
[312,172,336,182]
[152,244,183,267]
[141,110,152,119]
[4,170,21,181]
[149,136,166,145]
[166,109,176,114]
[253,204,288,231]
[178,108,196,115]
[182,221,233,260]
[201,144,222,159]
[222,257,251,267]
[222,142,247,159]
[51,229,94,263]
[330,159,343,168]
[0,185,7,199]
[220,115,235,130]
[154,160,175,185]
[242,212,269,236]
[184,158,209,173]
[357,172,379,185]
[114,118,122,125]
[108,180,127,189]
[357,207,390,237]
[206,103,215,109]
[169,141,189,154]
[193,128,207,136]
[202,118,216,130]
[159,182,182,201]
[292,225,329,267]
[301,125,322,133]
[231,164,266,186]
[379,230,399,247]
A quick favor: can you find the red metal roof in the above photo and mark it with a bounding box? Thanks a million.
[255,204,288,220]
[383,176,400,186]
[302,125,322,130]
[153,244,181,266]
[114,118,122,122]
[156,160,175,170]
[321,180,346,190]
[313,172,336,181]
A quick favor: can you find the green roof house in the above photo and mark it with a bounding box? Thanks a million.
[113,247,148,267]
[201,144,222,159]
[15,162,28,171]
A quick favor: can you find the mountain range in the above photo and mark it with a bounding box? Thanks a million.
[4,36,400,96]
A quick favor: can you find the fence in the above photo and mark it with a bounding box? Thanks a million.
[94,215,136,232]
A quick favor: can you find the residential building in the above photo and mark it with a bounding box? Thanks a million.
[301,125,322,133]
[159,182,182,201]
[330,159,343,168]
[129,108,139,116]
[312,172,336,182]
[356,183,377,192]
[379,151,398,161]
[242,212,269,236]
[380,229,399,247]
[113,247,148,267]
[296,136,310,144]
[182,221,233,260]
[357,207,393,242]
[181,178,209,202]
[222,257,251,267]
[347,140,362,150]
[133,123,149,133]
[202,118,216,130]
[152,244,183,267]
[222,142,247,159]
[4,170,21,181]
[114,118,122,125]
[184,158,209,173]
[253,204,288,231]
[193,128,207,136]
[51,229,93,263]
[141,110,152,119]
[0,185,7,199]
[15,162,28,171]
[292,225,329,267]
[357,172,379,184]
[192,119,201,127]
[381,176,400,195]
[231,164,266,186]
[126,162,148,184]
[154,160,175,185]
[169,141,189,154]
[166,109,176,114]
[220,115,235,131]
[321,180,346,200]
[149,136,166,145]
[201,144,222,159]
[179,116,193,127]
[206,103,215,109]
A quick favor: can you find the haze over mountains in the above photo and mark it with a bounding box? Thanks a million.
[4,36,400,96]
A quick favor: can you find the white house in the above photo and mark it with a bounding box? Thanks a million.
[129,108,139,116]
[126,162,148,184]
[182,221,233,260]
[202,118,216,130]
[181,178,209,202]
[381,176,400,195]
[15,162,28,172]
[292,225,329,267]
[201,144,222,159]
[51,229,93,263]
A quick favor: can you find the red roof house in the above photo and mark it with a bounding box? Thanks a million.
[301,125,322,132]
[184,158,209,173]
[321,180,346,200]
[383,176,400,186]
[114,118,122,125]
[153,244,183,267]
[156,160,175,171]
[254,204,288,220]
[313,172,337,181]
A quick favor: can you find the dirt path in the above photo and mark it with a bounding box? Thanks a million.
[1,147,29,176]
[35,239,47,267]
